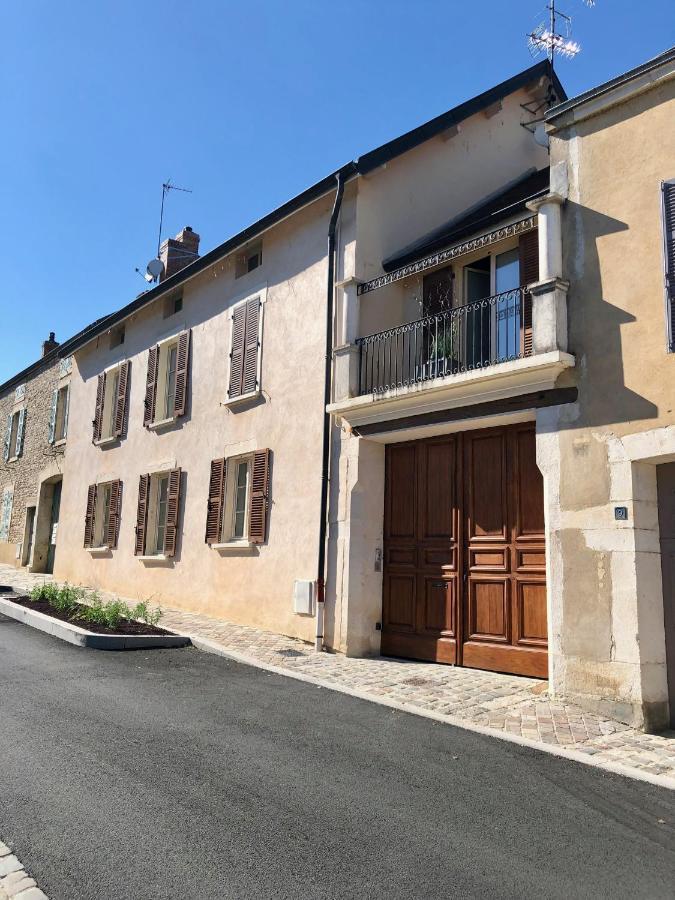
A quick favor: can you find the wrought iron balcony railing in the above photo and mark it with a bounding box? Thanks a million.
[355,287,531,396]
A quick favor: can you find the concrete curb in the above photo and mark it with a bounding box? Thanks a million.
[0,597,191,651]
[189,636,675,793]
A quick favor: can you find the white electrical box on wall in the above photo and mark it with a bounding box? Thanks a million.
[293,580,314,616]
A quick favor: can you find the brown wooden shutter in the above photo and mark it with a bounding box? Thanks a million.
[163,468,182,557]
[114,361,130,437]
[106,479,122,549]
[205,458,226,544]
[134,474,150,555]
[228,303,247,399]
[519,228,539,356]
[143,346,159,427]
[93,373,105,442]
[249,449,270,544]
[83,484,97,548]
[242,297,260,395]
[173,330,190,417]
[662,181,675,351]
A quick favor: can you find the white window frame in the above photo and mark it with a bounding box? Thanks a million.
[53,383,70,444]
[210,453,257,551]
[149,333,181,427]
[88,481,113,552]
[97,362,123,443]
[6,407,24,462]
[145,471,171,556]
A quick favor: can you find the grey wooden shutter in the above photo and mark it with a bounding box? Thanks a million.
[48,389,58,444]
[242,298,260,395]
[144,346,159,427]
[248,449,270,544]
[106,479,122,549]
[84,484,97,548]
[4,414,12,462]
[519,229,539,356]
[114,361,130,437]
[134,474,150,555]
[163,468,182,557]
[205,458,226,544]
[662,181,675,351]
[173,330,190,417]
[15,408,26,457]
[63,384,70,438]
[228,304,247,399]
[93,373,105,442]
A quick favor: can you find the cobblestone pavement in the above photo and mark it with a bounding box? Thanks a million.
[0,838,47,899]
[2,564,675,786]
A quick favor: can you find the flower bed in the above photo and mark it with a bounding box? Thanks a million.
[8,583,171,637]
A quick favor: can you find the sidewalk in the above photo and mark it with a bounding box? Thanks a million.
[2,563,674,788]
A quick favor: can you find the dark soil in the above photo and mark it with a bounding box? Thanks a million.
[8,596,173,636]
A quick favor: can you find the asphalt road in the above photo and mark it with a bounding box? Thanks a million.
[1,615,674,900]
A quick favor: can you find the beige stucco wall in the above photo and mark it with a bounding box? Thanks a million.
[55,197,333,642]
[544,74,675,728]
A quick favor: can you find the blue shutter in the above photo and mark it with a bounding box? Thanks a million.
[48,389,58,444]
[63,385,70,439]
[3,415,11,462]
[15,408,26,457]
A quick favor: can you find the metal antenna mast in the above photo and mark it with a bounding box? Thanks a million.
[527,1,595,73]
[157,179,193,258]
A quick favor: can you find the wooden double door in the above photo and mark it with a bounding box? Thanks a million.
[382,423,548,678]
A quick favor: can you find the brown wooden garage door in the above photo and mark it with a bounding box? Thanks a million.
[382,423,548,678]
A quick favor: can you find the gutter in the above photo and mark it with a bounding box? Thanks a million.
[315,172,345,652]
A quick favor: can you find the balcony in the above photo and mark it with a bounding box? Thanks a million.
[356,288,530,396]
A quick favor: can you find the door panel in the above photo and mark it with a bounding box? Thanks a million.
[382,424,547,678]
[382,437,459,663]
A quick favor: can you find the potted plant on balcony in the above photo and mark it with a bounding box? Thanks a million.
[422,323,460,380]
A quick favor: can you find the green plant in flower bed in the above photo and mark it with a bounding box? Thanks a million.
[29,583,163,630]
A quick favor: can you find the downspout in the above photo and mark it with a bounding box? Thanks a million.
[316,171,345,651]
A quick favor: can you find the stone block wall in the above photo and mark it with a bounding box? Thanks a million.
[0,353,68,566]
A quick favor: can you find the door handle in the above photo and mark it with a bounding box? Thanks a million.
[432,581,446,589]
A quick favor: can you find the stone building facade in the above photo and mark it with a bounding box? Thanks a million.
[0,333,72,572]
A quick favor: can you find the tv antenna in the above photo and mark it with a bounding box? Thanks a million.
[157,179,193,257]
[527,1,596,71]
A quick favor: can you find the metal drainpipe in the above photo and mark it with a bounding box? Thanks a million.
[315,171,345,652]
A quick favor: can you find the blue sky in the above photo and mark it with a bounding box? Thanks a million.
[1,1,672,380]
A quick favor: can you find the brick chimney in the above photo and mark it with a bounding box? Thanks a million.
[42,331,59,357]
[159,226,200,282]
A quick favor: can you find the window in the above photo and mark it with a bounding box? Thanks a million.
[49,384,70,444]
[205,449,270,546]
[135,468,182,557]
[93,361,129,443]
[228,296,262,401]
[0,486,13,542]
[235,241,262,278]
[83,480,121,549]
[3,408,25,462]
[109,325,125,349]
[163,293,183,319]
[662,179,675,352]
[144,331,190,426]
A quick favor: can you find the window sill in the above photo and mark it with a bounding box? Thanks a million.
[147,416,177,431]
[222,390,260,408]
[210,540,257,553]
[137,554,174,564]
[53,438,67,448]
[6,456,19,464]
[94,435,118,447]
[86,545,110,555]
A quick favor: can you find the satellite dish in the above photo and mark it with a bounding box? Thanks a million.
[534,122,550,149]
[146,258,164,282]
